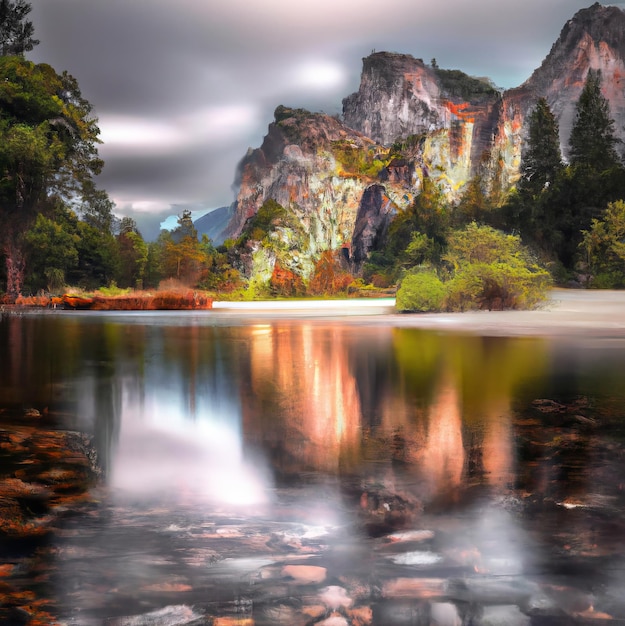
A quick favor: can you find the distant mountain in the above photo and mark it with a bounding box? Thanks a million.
[508,2,625,160]
[216,3,625,275]
[194,205,232,246]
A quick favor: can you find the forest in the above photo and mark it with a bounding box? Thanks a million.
[2,1,625,312]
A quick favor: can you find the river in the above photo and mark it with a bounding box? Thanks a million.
[2,291,625,625]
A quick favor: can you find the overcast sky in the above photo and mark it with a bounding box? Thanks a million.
[27,0,600,239]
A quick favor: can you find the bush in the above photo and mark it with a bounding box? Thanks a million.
[446,262,551,311]
[396,271,447,312]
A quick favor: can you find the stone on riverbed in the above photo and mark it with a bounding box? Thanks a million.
[106,604,203,625]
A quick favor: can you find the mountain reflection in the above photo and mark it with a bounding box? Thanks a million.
[238,324,547,502]
[0,315,548,505]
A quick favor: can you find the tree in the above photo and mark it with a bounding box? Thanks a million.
[116,228,148,289]
[580,200,625,287]
[454,175,497,227]
[519,98,563,197]
[569,69,621,171]
[396,223,550,312]
[0,0,38,56]
[444,223,550,310]
[158,212,207,284]
[23,204,79,293]
[308,250,353,295]
[0,56,103,298]
[69,221,118,289]
[385,176,449,262]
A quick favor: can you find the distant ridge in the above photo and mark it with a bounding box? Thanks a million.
[194,205,233,245]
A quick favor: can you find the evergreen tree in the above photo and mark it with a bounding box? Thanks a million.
[569,69,621,171]
[0,57,103,297]
[0,0,38,56]
[519,98,563,197]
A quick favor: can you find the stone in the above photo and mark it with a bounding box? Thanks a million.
[281,564,327,584]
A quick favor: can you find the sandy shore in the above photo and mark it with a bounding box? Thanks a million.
[213,289,625,337]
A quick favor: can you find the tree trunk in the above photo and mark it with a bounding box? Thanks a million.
[3,238,25,301]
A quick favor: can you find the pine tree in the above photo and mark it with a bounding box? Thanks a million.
[0,57,103,297]
[519,98,563,197]
[569,69,621,171]
[0,0,38,56]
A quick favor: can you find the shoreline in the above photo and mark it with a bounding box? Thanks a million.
[210,288,625,337]
[4,289,625,337]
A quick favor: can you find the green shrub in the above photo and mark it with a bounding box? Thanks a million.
[96,282,131,297]
[396,271,447,312]
[446,262,550,311]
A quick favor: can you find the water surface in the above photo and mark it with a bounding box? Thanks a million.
[2,303,625,624]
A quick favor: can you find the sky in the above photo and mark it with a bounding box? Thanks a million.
[27,0,602,239]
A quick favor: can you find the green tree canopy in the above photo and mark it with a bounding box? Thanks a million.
[580,200,625,288]
[520,97,563,197]
[0,56,104,297]
[396,223,551,312]
[0,0,38,56]
[569,69,621,171]
[158,211,207,284]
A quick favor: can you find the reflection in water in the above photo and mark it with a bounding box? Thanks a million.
[245,323,362,474]
[3,313,625,623]
[111,385,268,506]
[420,377,465,493]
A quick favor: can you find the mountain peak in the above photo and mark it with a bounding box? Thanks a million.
[513,2,625,158]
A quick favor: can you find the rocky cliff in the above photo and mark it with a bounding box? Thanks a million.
[343,53,504,196]
[220,3,625,277]
[223,105,420,275]
[506,2,625,160]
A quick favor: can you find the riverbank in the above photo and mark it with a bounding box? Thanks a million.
[4,289,625,337]
[210,289,625,337]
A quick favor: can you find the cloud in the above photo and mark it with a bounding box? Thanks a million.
[27,0,596,223]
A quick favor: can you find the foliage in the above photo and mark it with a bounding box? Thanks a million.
[502,86,625,273]
[445,261,551,311]
[396,271,446,312]
[444,222,529,269]
[22,206,78,292]
[241,199,287,240]
[443,223,551,310]
[403,231,438,268]
[580,200,625,288]
[569,69,621,171]
[331,140,388,178]
[0,56,105,297]
[269,262,305,297]
[395,223,551,313]
[433,68,499,102]
[69,220,118,289]
[0,0,38,56]
[96,283,131,297]
[362,250,397,288]
[157,211,206,285]
[116,229,148,289]
[518,98,563,198]
[385,177,449,263]
[454,175,495,226]
[308,250,353,295]
[237,199,307,256]
[362,177,449,287]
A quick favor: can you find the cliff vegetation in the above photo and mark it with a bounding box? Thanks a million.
[3,3,625,310]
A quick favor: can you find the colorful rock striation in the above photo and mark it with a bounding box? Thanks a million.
[219,3,625,281]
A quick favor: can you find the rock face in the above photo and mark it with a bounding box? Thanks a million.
[507,2,625,160]
[343,52,503,196]
[219,3,625,276]
[223,106,417,277]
